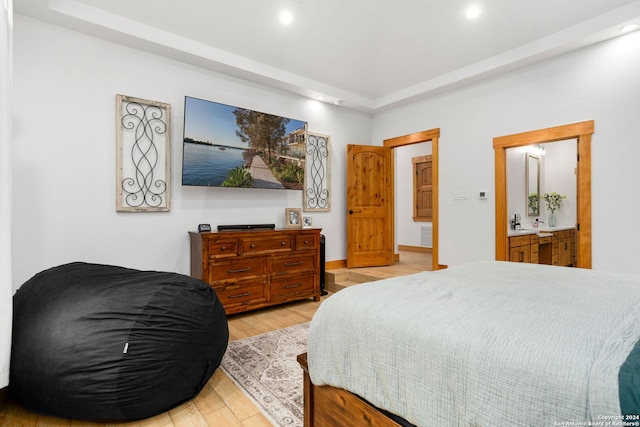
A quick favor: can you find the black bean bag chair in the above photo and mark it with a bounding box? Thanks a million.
[10,262,228,421]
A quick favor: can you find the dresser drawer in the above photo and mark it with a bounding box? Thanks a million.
[242,236,293,254]
[271,254,316,275]
[209,257,267,284]
[538,236,552,244]
[509,235,530,248]
[270,273,315,299]
[214,280,267,307]
[207,239,239,258]
[296,233,318,251]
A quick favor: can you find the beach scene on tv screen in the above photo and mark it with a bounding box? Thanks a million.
[182,96,307,189]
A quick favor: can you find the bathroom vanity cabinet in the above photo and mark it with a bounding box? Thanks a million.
[553,229,575,266]
[508,228,575,267]
[509,233,538,264]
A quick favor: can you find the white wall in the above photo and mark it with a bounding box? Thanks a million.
[1,0,13,389]
[373,30,640,275]
[12,14,640,288]
[541,140,577,227]
[395,142,432,247]
[12,15,372,289]
[507,146,529,224]
[507,140,577,229]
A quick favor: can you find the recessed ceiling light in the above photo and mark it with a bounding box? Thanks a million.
[466,5,481,19]
[621,23,639,33]
[280,10,293,25]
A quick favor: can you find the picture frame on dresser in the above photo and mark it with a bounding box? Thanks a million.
[286,208,302,228]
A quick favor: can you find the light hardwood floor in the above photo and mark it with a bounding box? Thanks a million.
[342,249,432,280]
[0,251,430,427]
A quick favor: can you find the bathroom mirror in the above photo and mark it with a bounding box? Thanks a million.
[525,153,540,217]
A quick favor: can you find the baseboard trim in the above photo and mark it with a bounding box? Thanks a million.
[397,245,432,253]
[325,248,432,270]
[325,259,346,270]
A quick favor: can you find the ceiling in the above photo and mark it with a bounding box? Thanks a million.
[14,0,640,113]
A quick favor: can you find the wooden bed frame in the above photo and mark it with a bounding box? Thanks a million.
[297,353,407,427]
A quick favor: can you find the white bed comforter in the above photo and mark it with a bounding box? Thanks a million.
[307,261,640,426]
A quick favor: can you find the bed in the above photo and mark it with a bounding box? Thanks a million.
[299,261,640,427]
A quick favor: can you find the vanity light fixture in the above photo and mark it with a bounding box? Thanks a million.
[528,144,545,155]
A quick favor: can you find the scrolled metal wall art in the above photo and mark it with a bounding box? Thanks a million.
[304,132,330,211]
[116,95,171,212]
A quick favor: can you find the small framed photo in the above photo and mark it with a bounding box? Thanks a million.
[303,216,313,228]
[285,208,302,229]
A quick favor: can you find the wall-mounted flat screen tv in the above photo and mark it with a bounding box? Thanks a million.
[182,96,307,190]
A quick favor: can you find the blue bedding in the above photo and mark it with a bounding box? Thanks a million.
[620,340,640,416]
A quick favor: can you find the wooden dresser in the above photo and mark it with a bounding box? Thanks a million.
[189,228,322,315]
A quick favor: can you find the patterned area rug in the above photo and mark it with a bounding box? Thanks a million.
[220,322,309,427]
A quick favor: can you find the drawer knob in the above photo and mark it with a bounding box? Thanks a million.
[281,241,286,246]
[227,267,251,273]
[304,240,309,244]
[251,244,256,248]
[285,261,304,267]
[284,283,302,289]
[221,246,227,251]
[228,292,251,299]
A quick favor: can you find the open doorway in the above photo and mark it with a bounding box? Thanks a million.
[494,121,593,268]
[395,142,433,269]
[345,129,441,271]
[384,129,442,271]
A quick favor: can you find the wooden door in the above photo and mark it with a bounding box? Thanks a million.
[413,156,432,220]
[346,144,394,268]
